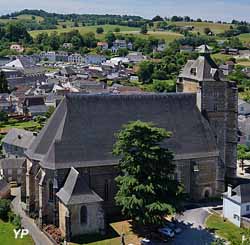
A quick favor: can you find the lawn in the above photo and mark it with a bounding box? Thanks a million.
[211,53,234,63]
[206,214,244,243]
[0,219,34,245]
[29,25,140,38]
[16,14,44,22]
[0,119,40,131]
[70,220,142,245]
[168,21,233,34]
[238,33,250,44]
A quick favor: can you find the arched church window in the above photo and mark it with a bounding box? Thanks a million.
[48,181,54,202]
[80,206,87,224]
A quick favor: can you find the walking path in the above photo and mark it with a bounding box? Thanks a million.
[11,187,53,245]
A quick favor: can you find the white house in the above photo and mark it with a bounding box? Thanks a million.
[97,42,109,50]
[85,55,106,65]
[238,99,250,116]
[10,44,24,53]
[68,53,84,64]
[223,184,250,227]
[63,43,73,49]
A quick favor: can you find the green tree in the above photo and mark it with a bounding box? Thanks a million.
[204,27,212,35]
[237,145,250,171]
[0,71,9,93]
[113,121,183,226]
[45,106,55,119]
[0,111,8,123]
[140,25,148,35]
[0,199,11,221]
[138,61,154,83]
[105,32,116,47]
[49,32,60,50]
[114,27,120,32]
[117,48,128,57]
[96,27,104,34]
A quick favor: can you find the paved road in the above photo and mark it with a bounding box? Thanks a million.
[171,207,215,245]
[11,187,53,245]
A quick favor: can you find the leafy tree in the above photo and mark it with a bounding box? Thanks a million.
[0,71,9,93]
[0,111,8,123]
[0,199,11,221]
[45,106,55,118]
[117,48,128,57]
[237,145,250,171]
[49,32,60,50]
[96,27,104,34]
[73,21,79,27]
[140,25,148,35]
[105,32,116,47]
[138,61,154,83]
[12,215,22,229]
[113,121,183,226]
[114,27,120,33]
[204,27,212,35]
[152,15,164,22]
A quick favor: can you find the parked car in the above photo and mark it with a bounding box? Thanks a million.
[165,222,182,234]
[158,227,175,238]
[140,238,153,245]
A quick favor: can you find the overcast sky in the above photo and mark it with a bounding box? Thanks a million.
[1,0,250,22]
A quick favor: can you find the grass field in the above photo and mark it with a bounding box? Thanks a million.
[29,24,140,38]
[168,21,233,34]
[238,33,250,44]
[16,14,44,22]
[0,14,44,23]
[206,214,244,243]
[0,119,40,131]
[30,25,183,43]
[0,220,34,245]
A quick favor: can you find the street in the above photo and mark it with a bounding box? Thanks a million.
[171,207,215,245]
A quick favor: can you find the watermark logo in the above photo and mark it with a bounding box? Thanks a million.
[13,229,29,239]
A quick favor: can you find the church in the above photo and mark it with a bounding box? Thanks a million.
[21,46,238,241]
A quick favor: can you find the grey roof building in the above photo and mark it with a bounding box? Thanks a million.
[2,128,36,158]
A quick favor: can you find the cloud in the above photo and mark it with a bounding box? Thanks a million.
[1,0,250,21]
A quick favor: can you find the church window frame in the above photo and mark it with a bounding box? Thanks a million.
[80,205,87,224]
[48,181,54,202]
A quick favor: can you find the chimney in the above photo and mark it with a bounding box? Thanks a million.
[227,185,232,197]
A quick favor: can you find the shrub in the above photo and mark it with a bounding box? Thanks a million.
[0,199,11,221]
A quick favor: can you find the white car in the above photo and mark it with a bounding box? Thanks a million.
[158,227,175,238]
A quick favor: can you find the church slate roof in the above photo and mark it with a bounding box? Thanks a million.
[179,51,226,82]
[25,93,218,170]
[56,167,103,205]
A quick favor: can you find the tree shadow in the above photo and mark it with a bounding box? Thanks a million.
[71,225,120,244]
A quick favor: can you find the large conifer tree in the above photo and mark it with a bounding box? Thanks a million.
[113,120,183,226]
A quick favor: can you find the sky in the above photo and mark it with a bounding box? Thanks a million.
[1,0,250,22]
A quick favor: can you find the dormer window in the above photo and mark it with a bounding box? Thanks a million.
[190,68,197,76]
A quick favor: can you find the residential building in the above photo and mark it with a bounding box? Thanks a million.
[238,99,250,116]
[68,53,84,64]
[63,43,73,49]
[0,158,25,184]
[18,96,48,116]
[97,42,109,50]
[85,55,106,65]
[2,128,36,158]
[223,184,250,227]
[10,44,24,53]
